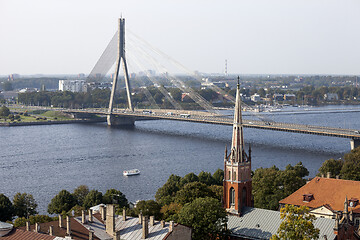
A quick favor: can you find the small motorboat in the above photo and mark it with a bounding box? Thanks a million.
[123,169,140,176]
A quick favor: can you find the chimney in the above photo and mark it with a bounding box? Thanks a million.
[106,204,115,236]
[321,174,324,178]
[26,221,30,231]
[81,210,86,223]
[113,231,121,240]
[142,216,148,239]
[169,221,174,232]
[35,223,39,233]
[139,212,143,224]
[88,209,93,223]
[350,210,354,222]
[160,220,165,228]
[122,209,127,221]
[66,216,71,235]
[336,175,340,179]
[59,214,63,228]
[89,231,94,240]
[150,216,155,226]
[327,172,331,178]
[49,225,53,236]
[100,205,106,220]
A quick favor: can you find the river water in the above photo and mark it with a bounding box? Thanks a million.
[1,105,360,214]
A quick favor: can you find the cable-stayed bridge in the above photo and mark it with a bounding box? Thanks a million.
[66,18,360,149]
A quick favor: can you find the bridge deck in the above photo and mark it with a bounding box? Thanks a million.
[65,109,360,139]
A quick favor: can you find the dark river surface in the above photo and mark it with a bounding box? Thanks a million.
[1,105,360,214]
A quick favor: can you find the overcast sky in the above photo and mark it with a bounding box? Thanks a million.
[1,0,359,75]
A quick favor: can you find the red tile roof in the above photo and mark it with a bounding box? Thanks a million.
[279,177,360,213]
[19,217,100,240]
[1,228,55,240]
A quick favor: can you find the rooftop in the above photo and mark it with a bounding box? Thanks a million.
[279,177,360,213]
[227,207,336,240]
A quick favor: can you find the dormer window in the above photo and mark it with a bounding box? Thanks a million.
[303,194,313,202]
[349,198,359,208]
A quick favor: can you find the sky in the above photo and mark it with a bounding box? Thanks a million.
[0,0,359,76]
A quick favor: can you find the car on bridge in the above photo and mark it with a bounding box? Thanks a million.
[180,114,191,118]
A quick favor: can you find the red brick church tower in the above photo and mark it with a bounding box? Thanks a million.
[223,77,252,216]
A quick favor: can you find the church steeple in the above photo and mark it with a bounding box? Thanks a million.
[223,76,253,216]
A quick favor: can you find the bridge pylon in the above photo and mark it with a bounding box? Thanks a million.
[108,18,134,126]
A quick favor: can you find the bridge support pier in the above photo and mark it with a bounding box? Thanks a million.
[350,139,360,150]
[107,114,135,127]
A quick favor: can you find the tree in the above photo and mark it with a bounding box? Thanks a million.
[47,190,76,214]
[177,197,227,240]
[317,158,343,178]
[73,185,89,206]
[212,169,224,186]
[340,147,360,181]
[160,202,182,221]
[2,81,13,91]
[180,172,199,185]
[252,162,309,210]
[13,192,38,218]
[271,205,319,240]
[175,182,213,205]
[83,190,103,209]
[134,200,162,220]
[13,215,58,227]
[198,171,215,186]
[0,194,14,221]
[155,174,182,205]
[103,189,128,208]
[0,106,10,117]
[208,185,223,202]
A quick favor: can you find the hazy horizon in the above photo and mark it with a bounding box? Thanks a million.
[1,0,359,76]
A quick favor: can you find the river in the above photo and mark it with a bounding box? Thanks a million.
[1,105,360,214]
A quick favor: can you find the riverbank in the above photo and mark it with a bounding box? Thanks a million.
[0,118,105,127]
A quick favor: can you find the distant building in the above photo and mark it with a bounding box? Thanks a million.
[324,93,339,101]
[59,80,85,92]
[273,94,284,101]
[284,94,296,101]
[250,93,261,102]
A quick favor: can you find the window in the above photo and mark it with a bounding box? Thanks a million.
[228,171,231,180]
[242,187,247,207]
[230,187,235,206]
[303,194,313,202]
[233,171,236,181]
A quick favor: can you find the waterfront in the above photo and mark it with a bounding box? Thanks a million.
[1,105,360,214]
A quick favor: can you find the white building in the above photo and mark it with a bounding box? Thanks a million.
[324,93,339,101]
[250,93,261,102]
[59,80,85,92]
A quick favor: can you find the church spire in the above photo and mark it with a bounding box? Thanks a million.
[231,76,245,162]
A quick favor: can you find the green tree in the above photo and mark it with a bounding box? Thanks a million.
[208,185,223,202]
[0,194,14,221]
[83,190,103,209]
[47,190,76,214]
[271,205,319,240]
[155,174,182,205]
[0,106,10,117]
[180,172,199,185]
[177,197,227,240]
[212,169,224,186]
[2,81,13,91]
[160,202,182,221]
[175,182,213,205]
[13,215,58,227]
[340,147,360,181]
[198,171,215,186]
[73,185,89,206]
[252,162,308,210]
[317,158,343,178]
[13,192,38,218]
[134,200,162,220]
[103,189,128,208]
